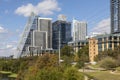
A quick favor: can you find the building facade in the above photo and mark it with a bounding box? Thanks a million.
[89,34,120,62]
[68,40,88,53]
[20,16,38,56]
[72,19,87,41]
[52,20,72,49]
[17,15,53,57]
[89,38,98,62]
[33,17,52,49]
[111,0,120,34]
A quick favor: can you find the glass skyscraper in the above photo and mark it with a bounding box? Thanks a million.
[111,0,120,34]
[17,15,53,57]
[52,20,72,49]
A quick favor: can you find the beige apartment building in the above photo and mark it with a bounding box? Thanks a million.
[89,34,120,62]
[89,38,98,62]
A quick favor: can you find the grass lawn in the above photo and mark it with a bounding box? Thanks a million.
[8,73,17,78]
[0,71,12,74]
[85,71,120,80]
[90,64,100,68]
[0,71,17,78]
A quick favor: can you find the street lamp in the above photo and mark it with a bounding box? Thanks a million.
[40,46,43,56]
[59,27,61,65]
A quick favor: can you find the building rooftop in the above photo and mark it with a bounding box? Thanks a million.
[94,33,120,39]
[68,40,88,44]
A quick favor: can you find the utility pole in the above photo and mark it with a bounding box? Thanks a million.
[59,27,61,65]
[40,46,42,56]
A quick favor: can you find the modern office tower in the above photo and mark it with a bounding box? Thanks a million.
[111,0,120,34]
[16,13,38,57]
[33,17,52,49]
[72,19,87,41]
[52,15,72,49]
[16,13,52,57]
[33,31,47,49]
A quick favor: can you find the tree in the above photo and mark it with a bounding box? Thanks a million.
[61,45,74,57]
[23,54,59,80]
[77,45,89,62]
[35,54,59,69]
[35,68,63,80]
[75,61,84,69]
[17,54,85,80]
[95,45,120,61]
[64,67,84,80]
[74,45,89,70]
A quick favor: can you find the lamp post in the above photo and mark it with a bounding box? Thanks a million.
[40,46,43,56]
[59,27,61,65]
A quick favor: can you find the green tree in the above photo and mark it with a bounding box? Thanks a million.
[77,45,89,62]
[35,54,59,69]
[17,54,85,80]
[74,45,89,70]
[64,67,84,80]
[61,56,72,68]
[35,68,63,80]
[75,61,84,69]
[61,45,74,57]
[23,54,59,80]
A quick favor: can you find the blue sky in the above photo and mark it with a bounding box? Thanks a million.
[0,0,110,57]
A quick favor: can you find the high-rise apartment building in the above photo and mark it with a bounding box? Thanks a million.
[72,19,87,41]
[111,0,120,34]
[52,15,72,49]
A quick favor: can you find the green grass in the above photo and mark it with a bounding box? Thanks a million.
[90,64,100,68]
[116,67,120,71]
[0,71,17,78]
[8,73,17,78]
[0,71,12,74]
[85,71,120,80]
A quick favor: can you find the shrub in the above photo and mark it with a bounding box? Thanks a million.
[99,57,117,70]
[64,67,84,80]
[75,61,84,69]
[35,68,63,80]
[116,67,120,71]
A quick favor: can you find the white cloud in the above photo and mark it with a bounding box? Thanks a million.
[0,41,17,57]
[6,44,13,48]
[0,26,20,57]
[0,26,7,33]
[91,18,110,34]
[15,0,61,17]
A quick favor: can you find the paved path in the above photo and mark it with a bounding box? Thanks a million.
[110,71,120,75]
[79,69,97,72]
[84,76,88,80]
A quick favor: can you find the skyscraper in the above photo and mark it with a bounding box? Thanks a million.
[72,19,87,41]
[111,0,120,34]
[16,14,52,57]
[52,15,72,49]
[33,18,52,49]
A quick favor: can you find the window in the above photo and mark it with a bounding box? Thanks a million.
[109,36,112,40]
